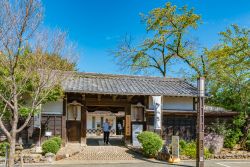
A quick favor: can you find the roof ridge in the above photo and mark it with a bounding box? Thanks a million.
[76,71,185,81]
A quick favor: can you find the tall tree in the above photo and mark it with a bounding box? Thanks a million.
[0,0,76,166]
[206,24,250,114]
[113,2,201,77]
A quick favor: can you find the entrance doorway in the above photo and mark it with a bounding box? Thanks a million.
[86,107,125,146]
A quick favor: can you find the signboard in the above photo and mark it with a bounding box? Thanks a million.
[132,124,143,147]
[152,96,162,130]
[125,115,131,136]
[34,105,41,128]
[172,136,179,158]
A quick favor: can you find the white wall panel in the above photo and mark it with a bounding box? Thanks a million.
[42,99,63,115]
[148,96,193,111]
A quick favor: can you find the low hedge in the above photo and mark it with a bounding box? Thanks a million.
[180,139,211,159]
[50,136,62,147]
[137,131,163,157]
[42,139,60,154]
[246,140,250,151]
[0,142,9,156]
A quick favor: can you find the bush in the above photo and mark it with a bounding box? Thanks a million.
[0,142,9,156]
[207,119,227,136]
[137,131,163,157]
[246,133,250,151]
[42,139,60,154]
[224,129,243,149]
[180,140,211,159]
[50,136,62,147]
[246,140,250,151]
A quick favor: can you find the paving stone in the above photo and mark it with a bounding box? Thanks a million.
[65,146,142,161]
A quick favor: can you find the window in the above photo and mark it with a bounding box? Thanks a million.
[67,105,81,120]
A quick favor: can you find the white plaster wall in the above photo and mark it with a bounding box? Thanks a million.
[148,96,194,110]
[42,99,63,115]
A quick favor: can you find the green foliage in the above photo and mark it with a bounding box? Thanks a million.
[246,140,250,151]
[179,140,211,159]
[246,133,250,151]
[207,118,227,136]
[137,131,163,157]
[0,142,9,156]
[113,2,201,77]
[42,139,60,154]
[207,25,250,114]
[224,129,243,148]
[50,136,62,147]
[0,49,72,121]
[223,113,246,148]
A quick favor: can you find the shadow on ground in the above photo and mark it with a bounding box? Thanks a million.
[87,136,124,146]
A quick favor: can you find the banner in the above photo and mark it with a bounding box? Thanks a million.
[34,104,41,128]
[125,115,131,136]
[153,96,162,130]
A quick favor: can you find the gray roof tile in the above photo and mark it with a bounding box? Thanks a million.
[62,72,197,96]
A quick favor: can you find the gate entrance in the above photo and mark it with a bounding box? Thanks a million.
[86,106,125,146]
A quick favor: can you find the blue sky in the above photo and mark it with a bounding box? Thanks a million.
[43,0,250,76]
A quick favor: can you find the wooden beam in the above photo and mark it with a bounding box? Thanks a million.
[63,93,67,116]
[86,100,128,107]
[98,94,101,102]
[61,116,66,146]
[112,95,118,101]
[127,95,133,102]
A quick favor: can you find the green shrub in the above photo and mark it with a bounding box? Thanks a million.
[207,118,227,136]
[0,142,9,156]
[137,131,163,157]
[224,113,246,149]
[246,140,250,151]
[50,136,62,147]
[224,129,242,149]
[180,140,211,159]
[42,139,60,154]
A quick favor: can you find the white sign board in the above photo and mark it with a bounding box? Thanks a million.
[172,136,179,158]
[132,124,143,147]
[153,96,162,130]
[34,105,41,128]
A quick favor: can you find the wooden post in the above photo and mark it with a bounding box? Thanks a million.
[81,94,87,146]
[61,94,67,146]
[196,77,205,167]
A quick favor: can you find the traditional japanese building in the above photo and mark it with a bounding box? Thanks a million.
[0,72,237,146]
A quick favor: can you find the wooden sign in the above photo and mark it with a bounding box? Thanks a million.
[125,115,131,136]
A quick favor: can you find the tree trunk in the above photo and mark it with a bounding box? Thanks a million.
[8,136,16,167]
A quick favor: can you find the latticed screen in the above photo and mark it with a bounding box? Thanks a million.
[147,115,196,141]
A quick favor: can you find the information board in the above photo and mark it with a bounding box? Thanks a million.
[132,124,143,147]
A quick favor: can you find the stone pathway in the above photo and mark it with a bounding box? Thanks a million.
[63,146,143,161]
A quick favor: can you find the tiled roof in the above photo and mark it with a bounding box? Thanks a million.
[62,72,197,96]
